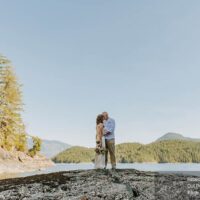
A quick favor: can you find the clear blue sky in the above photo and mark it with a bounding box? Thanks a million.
[1,0,200,147]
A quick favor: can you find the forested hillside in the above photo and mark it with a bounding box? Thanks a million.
[52,140,200,163]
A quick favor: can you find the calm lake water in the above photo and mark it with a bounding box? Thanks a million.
[19,163,200,177]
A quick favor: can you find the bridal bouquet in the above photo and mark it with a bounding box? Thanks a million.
[95,146,107,155]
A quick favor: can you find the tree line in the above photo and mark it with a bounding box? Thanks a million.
[52,140,200,163]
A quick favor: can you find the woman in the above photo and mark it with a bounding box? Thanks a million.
[94,114,106,169]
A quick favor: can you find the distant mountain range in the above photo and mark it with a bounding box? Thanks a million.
[28,138,71,158]
[156,132,200,142]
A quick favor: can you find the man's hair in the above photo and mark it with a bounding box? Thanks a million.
[102,111,108,115]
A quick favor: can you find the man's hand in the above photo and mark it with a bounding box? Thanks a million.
[104,131,111,136]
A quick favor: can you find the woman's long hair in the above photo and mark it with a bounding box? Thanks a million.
[96,114,104,125]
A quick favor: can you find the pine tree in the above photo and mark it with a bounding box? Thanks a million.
[0,55,27,151]
[28,136,42,157]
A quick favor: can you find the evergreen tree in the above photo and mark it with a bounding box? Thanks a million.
[28,136,42,157]
[0,55,27,151]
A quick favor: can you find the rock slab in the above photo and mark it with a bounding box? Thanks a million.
[0,169,199,199]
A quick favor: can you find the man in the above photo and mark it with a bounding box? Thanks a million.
[102,112,116,169]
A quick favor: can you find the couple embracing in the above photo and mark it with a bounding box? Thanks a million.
[95,112,116,170]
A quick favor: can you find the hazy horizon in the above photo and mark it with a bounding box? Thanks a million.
[1,1,200,147]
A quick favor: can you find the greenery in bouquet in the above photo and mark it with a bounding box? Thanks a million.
[95,146,107,155]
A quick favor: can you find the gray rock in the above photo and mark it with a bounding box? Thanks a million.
[0,169,199,199]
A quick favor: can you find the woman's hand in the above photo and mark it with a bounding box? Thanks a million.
[96,140,102,148]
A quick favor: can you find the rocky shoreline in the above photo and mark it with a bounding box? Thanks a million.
[0,169,199,199]
[0,147,54,179]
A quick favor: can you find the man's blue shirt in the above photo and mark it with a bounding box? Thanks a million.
[103,118,115,140]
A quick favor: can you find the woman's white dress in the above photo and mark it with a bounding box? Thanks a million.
[94,135,106,169]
